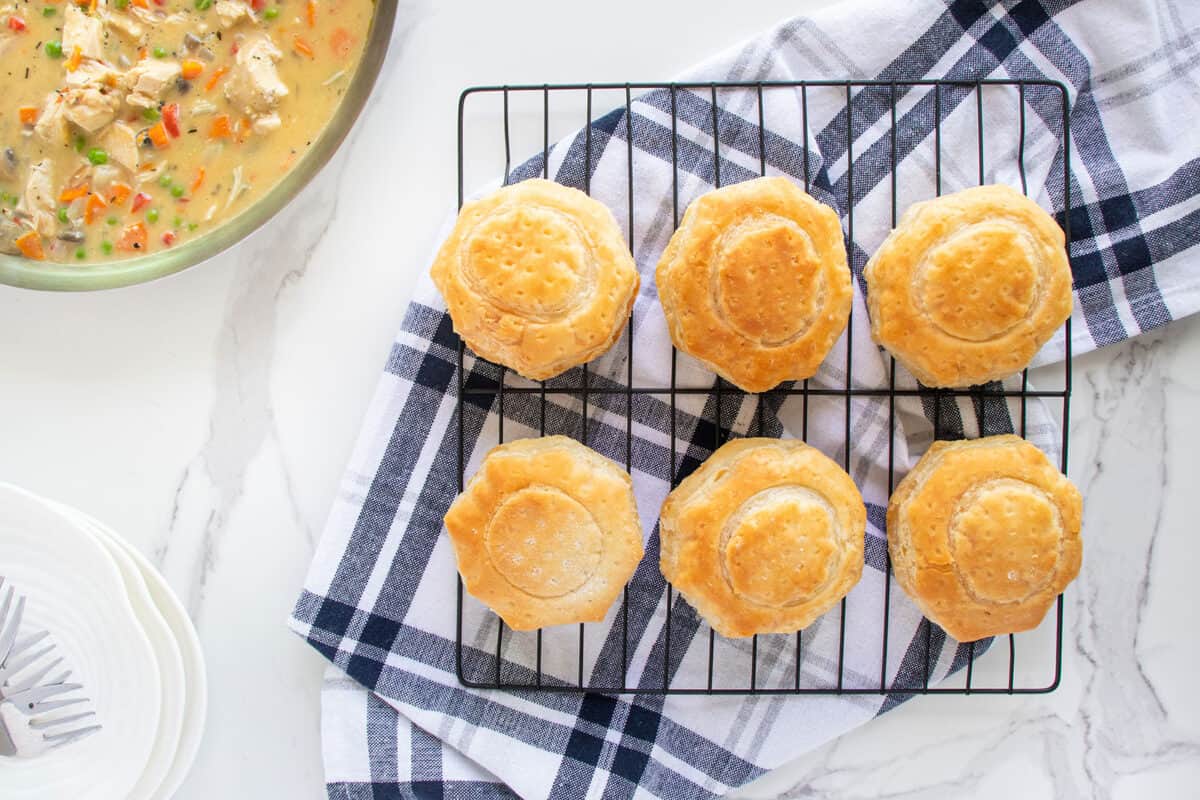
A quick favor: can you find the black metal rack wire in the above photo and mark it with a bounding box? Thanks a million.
[454,79,1073,696]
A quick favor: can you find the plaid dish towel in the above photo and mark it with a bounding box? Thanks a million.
[292,0,1200,797]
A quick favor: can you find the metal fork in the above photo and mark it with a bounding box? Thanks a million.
[0,577,102,757]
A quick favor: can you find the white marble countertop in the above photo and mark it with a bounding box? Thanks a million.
[2,0,1197,797]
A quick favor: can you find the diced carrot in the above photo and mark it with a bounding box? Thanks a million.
[89,0,97,12]
[293,35,315,59]
[131,0,148,7]
[59,183,90,203]
[163,103,181,137]
[161,231,176,246]
[147,121,170,149]
[204,66,228,92]
[84,193,107,224]
[108,182,133,206]
[66,45,82,72]
[18,106,39,126]
[235,117,252,144]
[131,191,152,212]
[181,59,204,80]
[6,15,26,31]
[117,221,148,251]
[208,114,232,139]
[305,0,315,27]
[190,167,205,192]
[329,27,354,59]
[250,0,264,10]
[15,231,45,260]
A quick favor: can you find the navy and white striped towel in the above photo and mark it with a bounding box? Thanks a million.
[291,1,1200,796]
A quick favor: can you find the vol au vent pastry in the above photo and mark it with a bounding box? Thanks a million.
[430,179,639,381]
[863,184,1073,388]
[659,438,865,638]
[444,436,643,631]
[887,435,1083,642]
[655,176,853,393]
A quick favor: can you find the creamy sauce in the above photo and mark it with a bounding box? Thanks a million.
[0,0,371,262]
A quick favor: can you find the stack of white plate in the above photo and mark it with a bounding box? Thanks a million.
[0,482,206,799]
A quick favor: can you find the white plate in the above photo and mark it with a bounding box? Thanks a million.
[51,504,187,800]
[81,512,208,799]
[0,483,161,799]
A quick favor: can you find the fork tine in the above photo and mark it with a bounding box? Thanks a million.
[26,695,90,715]
[30,710,96,730]
[45,724,102,748]
[0,642,55,686]
[8,656,63,693]
[5,682,83,709]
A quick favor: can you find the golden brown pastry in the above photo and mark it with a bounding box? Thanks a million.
[429,179,639,381]
[444,436,643,630]
[887,435,1082,642]
[655,177,853,392]
[864,184,1073,388]
[659,438,865,638]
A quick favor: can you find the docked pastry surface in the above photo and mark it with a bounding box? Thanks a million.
[444,436,643,631]
[887,435,1082,642]
[430,179,639,381]
[659,438,865,638]
[655,177,853,392]
[864,184,1073,388]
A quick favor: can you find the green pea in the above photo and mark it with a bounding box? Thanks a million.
[170,184,185,198]
[114,0,129,7]
[74,135,87,153]
[147,208,160,223]
[75,248,86,260]
[106,216,119,226]
[45,40,64,58]
[187,222,199,232]
[263,7,279,19]
[158,174,173,188]
[143,107,162,122]
[42,7,56,17]
[195,0,212,9]
[87,148,108,166]
[101,241,114,255]
[57,207,70,224]
[152,46,168,59]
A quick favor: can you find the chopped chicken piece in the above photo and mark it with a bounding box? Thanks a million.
[63,5,104,61]
[101,8,144,40]
[101,122,139,173]
[251,112,282,135]
[124,59,182,108]
[19,160,58,236]
[214,0,251,28]
[129,7,188,27]
[224,35,288,125]
[33,94,71,147]
[63,83,120,134]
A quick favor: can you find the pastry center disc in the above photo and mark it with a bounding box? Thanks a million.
[920,223,1038,342]
[464,205,592,319]
[950,478,1062,603]
[485,485,603,599]
[715,218,823,346]
[721,486,838,607]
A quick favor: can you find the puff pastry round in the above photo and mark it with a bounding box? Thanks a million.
[864,184,1073,388]
[444,436,644,630]
[887,435,1083,642]
[659,438,865,638]
[655,177,853,392]
[430,179,639,381]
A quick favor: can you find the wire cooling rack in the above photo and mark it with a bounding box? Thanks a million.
[453,80,1073,696]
